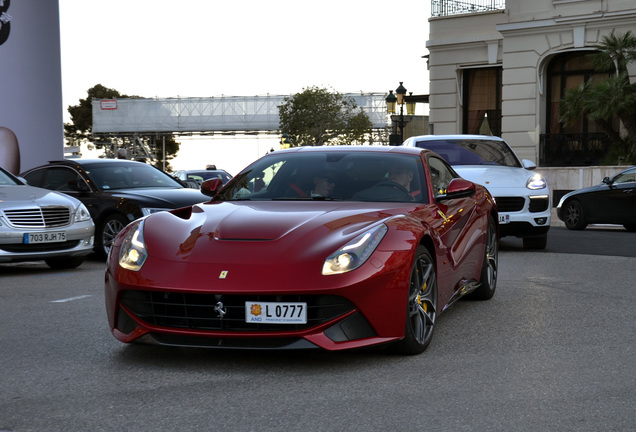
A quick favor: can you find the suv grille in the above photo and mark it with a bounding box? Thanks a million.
[120,290,355,332]
[494,197,525,212]
[3,206,71,228]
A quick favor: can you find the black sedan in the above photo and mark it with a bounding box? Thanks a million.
[21,159,208,257]
[557,166,636,231]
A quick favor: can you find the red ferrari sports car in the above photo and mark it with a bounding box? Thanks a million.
[105,146,498,354]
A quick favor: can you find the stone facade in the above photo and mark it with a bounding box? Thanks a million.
[427,0,636,164]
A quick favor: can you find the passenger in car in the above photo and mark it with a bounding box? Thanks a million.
[310,171,337,197]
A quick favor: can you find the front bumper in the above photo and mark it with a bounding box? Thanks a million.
[0,223,94,263]
[105,250,412,351]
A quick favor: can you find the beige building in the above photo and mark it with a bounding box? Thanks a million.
[427,0,636,168]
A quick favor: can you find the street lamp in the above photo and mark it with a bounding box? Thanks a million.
[386,82,412,145]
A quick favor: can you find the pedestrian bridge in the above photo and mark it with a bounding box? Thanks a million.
[92,93,389,135]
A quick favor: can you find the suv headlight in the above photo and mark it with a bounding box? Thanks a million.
[118,220,148,271]
[74,203,92,222]
[526,173,546,190]
[322,224,388,275]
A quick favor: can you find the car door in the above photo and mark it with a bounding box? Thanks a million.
[426,156,482,304]
[609,168,636,223]
[583,168,636,224]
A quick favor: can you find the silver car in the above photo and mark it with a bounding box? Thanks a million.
[0,167,94,268]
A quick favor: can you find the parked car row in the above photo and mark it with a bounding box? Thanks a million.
[19,159,208,258]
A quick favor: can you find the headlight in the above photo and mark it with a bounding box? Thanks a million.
[526,173,546,190]
[322,224,388,275]
[141,207,169,216]
[118,220,148,271]
[74,203,92,222]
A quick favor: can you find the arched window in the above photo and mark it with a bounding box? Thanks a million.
[541,51,615,166]
[546,51,608,135]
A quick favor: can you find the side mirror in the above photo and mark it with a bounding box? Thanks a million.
[602,176,611,185]
[201,178,223,197]
[436,178,476,202]
[522,159,537,170]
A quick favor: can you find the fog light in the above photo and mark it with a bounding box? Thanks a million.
[534,217,547,225]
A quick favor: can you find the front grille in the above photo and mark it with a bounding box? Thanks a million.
[3,206,71,228]
[494,197,525,212]
[120,290,355,332]
[0,240,80,253]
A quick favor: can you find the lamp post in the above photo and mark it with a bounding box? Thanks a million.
[385,82,416,145]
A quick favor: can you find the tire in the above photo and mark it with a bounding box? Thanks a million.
[563,199,587,230]
[523,234,547,250]
[470,217,498,300]
[97,214,129,258]
[393,246,437,355]
[44,256,85,269]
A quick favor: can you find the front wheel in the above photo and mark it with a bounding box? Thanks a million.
[392,246,437,355]
[563,199,587,230]
[97,214,129,258]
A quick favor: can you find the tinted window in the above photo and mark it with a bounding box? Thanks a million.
[83,163,183,190]
[216,151,428,203]
[414,139,521,168]
[428,156,458,197]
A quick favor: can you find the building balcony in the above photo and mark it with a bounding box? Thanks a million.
[432,0,506,17]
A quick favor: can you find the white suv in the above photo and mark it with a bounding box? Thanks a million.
[403,135,550,249]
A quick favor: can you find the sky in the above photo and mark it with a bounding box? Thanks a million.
[58,0,431,174]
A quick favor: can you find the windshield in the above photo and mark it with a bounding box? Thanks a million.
[214,151,428,203]
[85,163,183,190]
[414,139,521,168]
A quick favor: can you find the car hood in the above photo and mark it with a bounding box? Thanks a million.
[142,201,413,263]
[0,184,80,208]
[108,187,208,207]
[560,183,607,202]
[452,165,532,190]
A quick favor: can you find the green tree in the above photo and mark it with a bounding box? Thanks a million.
[278,86,373,146]
[65,84,179,171]
[559,31,636,164]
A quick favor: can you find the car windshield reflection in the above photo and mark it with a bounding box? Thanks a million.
[215,151,429,204]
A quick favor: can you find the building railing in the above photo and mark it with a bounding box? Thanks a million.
[540,133,612,167]
[431,0,506,17]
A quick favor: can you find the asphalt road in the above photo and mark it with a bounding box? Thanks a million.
[1,226,635,432]
[502,225,636,257]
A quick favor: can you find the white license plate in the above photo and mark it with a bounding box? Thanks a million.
[23,231,67,244]
[499,214,510,224]
[245,301,307,324]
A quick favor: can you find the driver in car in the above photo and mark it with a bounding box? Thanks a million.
[388,164,414,191]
